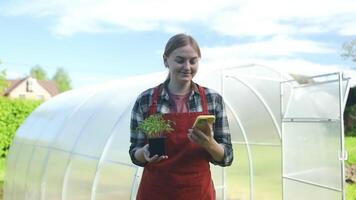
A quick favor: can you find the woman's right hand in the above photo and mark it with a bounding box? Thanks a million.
[142,144,168,163]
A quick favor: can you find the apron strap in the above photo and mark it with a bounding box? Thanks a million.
[196,84,208,114]
[148,84,162,115]
[148,83,209,115]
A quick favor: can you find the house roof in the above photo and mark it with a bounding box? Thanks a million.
[37,80,60,96]
[3,79,24,96]
[3,76,60,97]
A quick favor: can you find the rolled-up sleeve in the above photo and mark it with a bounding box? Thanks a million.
[210,94,234,167]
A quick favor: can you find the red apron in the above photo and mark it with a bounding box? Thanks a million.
[136,84,215,200]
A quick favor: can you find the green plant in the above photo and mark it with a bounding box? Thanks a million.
[345,105,356,137]
[0,157,5,199]
[137,114,174,138]
[0,97,42,157]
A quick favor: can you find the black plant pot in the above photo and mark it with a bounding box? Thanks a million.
[148,137,166,157]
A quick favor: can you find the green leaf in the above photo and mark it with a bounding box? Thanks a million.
[137,114,175,138]
[0,97,42,157]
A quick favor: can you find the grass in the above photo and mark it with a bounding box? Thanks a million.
[0,157,5,200]
[0,138,354,199]
[227,137,356,200]
[346,136,356,200]
[225,144,282,199]
[347,184,356,200]
[346,136,356,166]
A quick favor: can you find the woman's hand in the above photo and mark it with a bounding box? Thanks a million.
[188,121,225,162]
[187,121,214,148]
[142,144,168,163]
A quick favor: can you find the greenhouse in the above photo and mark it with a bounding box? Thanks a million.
[4,64,351,200]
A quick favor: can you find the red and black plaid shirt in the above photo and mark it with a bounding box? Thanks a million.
[129,80,233,167]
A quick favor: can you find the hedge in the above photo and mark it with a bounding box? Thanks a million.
[0,97,42,157]
[345,104,356,137]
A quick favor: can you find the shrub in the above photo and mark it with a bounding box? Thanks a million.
[345,105,356,137]
[0,97,42,157]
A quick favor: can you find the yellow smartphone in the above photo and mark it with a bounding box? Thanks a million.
[193,115,216,130]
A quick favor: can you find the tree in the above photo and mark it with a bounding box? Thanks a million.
[30,65,48,80]
[0,59,9,93]
[0,70,8,94]
[342,40,356,135]
[346,86,356,107]
[341,40,356,63]
[52,67,72,92]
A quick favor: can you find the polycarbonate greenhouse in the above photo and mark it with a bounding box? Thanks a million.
[4,65,351,200]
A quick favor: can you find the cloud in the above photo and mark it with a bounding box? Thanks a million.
[201,36,335,63]
[3,0,356,37]
[199,36,355,85]
[2,0,355,87]
[2,0,237,36]
[201,56,356,86]
[209,0,356,37]
[5,69,27,79]
[339,21,356,36]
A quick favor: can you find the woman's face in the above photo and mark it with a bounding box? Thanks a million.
[164,45,199,84]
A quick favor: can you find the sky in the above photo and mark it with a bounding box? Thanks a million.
[0,0,356,88]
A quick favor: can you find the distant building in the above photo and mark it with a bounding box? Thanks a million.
[2,76,59,101]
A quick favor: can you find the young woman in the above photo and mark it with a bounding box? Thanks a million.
[129,33,233,200]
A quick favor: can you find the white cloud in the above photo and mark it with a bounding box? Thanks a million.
[201,56,356,86]
[3,0,356,37]
[2,0,238,36]
[202,36,334,62]
[339,21,356,36]
[5,69,27,79]
[199,37,355,86]
[2,0,355,87]
[209,0,356,37]
[163,25,187,34]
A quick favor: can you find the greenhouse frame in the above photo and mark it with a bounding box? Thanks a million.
[4,65,351,200]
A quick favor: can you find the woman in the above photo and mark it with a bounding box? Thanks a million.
[129,33,233,200]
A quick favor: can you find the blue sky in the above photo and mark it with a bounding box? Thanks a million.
[0,0,355,88]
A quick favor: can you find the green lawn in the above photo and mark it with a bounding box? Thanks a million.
[347,184,356,200]
[346,136,356,166]
[0,138,355,199]
[346,136,356,200]
[0,157,5,200]
[227,137,356,200]
[225,144,282,199]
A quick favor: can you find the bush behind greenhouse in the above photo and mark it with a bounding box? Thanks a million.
[0,97,42,157]
[345,104,356,137]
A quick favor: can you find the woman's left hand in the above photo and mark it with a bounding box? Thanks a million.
[187,121,214,148]
[188,121,225,163]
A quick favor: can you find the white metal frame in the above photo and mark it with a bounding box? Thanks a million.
[280,72,350,200]
[4,66,351,200]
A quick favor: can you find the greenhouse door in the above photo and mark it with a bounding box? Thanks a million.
[281,73,349,200]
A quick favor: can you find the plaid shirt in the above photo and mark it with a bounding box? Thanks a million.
[129,80,233,167]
